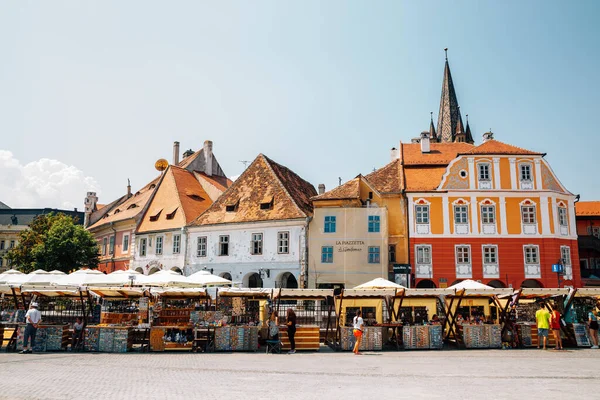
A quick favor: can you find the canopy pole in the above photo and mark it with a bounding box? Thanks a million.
[79,289,87,326]
[334,289,344,350]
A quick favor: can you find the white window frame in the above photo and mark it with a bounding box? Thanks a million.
[478,163,491,181]
[197,236,207,257]
[524,245,539,264]
[277,231,289,254]
[454,205,469,224]
[481,205,496,225]
[455,245,471,265]
[482,245,498,264]
[109,236,115,255]
[122,234,130,253]
[415,205,430,224]
[219,235,230,256]
[251,233,263,255]
[416,245,432,265]
[173,234,181,254]
[521,205,536,224]
[520,163,532,182]
[139,238,147,257]
[155,236,163,255]
[558,207,568,227]
[560,246,572,267]
[102,238,107,256]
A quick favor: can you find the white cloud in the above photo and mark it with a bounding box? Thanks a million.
[0,150,101,210]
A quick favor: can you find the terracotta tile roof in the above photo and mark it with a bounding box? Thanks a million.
[402,142,474,165]
[88,178,159,231]
[95,204,106,211]
[194,171,232,193]
[576,201,600,217]
[461,140,544,156]
[312,177,360,201]
[404,167,448,192]
[191,154,317,226]
[364,159,402,194]
[138,166,216,233]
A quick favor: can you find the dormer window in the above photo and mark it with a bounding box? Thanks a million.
[477,162,492,189]
[127,204,137,210]
[226,200,239,212]
[187,194,205,201]
[114,209,120,214]
[260,196,274,210]
[166,208,178,220]
[149,209,162,222]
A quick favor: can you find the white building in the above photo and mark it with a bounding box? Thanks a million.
[186,154,317,288]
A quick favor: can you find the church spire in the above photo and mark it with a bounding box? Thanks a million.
[436,48,463,143]
[429,111,437,141]
[464,114,474,144]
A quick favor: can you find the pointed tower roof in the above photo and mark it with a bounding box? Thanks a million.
[429,112,436,141]
[464,114,474,144]
[436,49,463,143]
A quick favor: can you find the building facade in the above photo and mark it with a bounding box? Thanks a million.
[575,201,600,287]
[186,154,316,288]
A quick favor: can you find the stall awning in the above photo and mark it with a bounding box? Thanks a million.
[403,288,453,297]
[150,287,208,298]
[0,284,17,295]
[20,285,83,297]
[217,288,271,298]
[337,289,399,298]
[518,288,570,299]
[574,288,600,298]
[272,289,334,299]
[88,287,146,298]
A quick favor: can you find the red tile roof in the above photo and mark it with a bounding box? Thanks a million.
[365,159,402,194]
[461,140,544,156]
[312,177,360,201]
[402,142,474,165]
[576,201,600,217]
[404,167,448,191]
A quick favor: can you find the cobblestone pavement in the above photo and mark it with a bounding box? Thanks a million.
[0,348,598,400]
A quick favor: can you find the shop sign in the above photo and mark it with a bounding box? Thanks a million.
[393,264,411,274]
[552,264,564,273]
[336,240,364,252]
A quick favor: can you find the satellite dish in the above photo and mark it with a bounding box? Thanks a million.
[155,159,169,171]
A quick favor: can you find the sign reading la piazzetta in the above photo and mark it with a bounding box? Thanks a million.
[336,240,365,252]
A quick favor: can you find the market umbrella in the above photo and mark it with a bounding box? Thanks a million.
[52,268,107,286]
[91,270,149,286]
[9,269,66,286]
[0,269,24,284]
[187,271,232,286]
[354,277,405,289]
[143,270,196,287]
[447,279,493,290]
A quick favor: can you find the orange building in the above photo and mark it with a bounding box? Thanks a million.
[575,201,600,287]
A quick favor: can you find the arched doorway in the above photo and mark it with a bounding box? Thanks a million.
[170,267,183,275]
[487,280,506,288]
[244,273,263,288]
[220,272,232,281]
[134,267,144,274]
[148,267,161,275]
[277,272,298,289]
[521,279,543,288]
[449,279,463,287]
[416,279,437,288]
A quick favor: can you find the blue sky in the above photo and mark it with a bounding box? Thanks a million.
[1,1,598,208]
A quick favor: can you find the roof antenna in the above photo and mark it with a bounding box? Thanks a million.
[444,48,448,61]
[240,160,250,169]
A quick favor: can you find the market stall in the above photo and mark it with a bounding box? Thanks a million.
[0,283,23,350]
[398,289,446,350]
[567,288,600,347]
[272,288,334,351]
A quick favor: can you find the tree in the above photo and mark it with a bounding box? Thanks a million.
[7,213,99,273]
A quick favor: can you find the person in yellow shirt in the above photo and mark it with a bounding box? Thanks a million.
[535,302,552,350]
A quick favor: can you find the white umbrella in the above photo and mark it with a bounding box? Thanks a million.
[52,268,107,286]
[9,269,66,286]
[91,270,149,286]
[187,271,232,286]
[448,279,493,290]
[354,277,405,289]
[0,269,24,284]
[143,270,196,287]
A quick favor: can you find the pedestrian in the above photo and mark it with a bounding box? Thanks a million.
[535,302,551,350]
[589,310,599,349]
[20,302,41,354]
[353,310,364,355]
[286,308,297,354]
[550,305,563,350]
[72,317,84,351]
[430,314,441,325]
[268,311,279,341]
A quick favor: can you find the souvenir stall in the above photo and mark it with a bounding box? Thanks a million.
[272,288,334,351]
[567,288,600,347]
[0,284,23,350]
[85,287,148,353]
[208,288,270,352]
[149,287,210,352]
[398,289,445,350]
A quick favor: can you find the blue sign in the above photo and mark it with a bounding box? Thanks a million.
[552,264,564,273]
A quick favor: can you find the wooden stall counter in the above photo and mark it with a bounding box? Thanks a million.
[150,325,194,351]
[279,325,320,351]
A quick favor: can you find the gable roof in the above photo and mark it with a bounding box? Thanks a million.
[576,201,600,217]
[461,139,544,156]
[191,154,317,226]
[364,159,402,194]
[402,142,474,165]
[312,177,361,201]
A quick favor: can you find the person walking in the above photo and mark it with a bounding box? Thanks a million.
[353,310,364,355]
[589,310,599,349]
[20,302,41,354]
[286,308,297,354]
[535,302,551,350]
[550,305,563,350]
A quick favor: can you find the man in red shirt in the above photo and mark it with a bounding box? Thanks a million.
[550,304,563,350]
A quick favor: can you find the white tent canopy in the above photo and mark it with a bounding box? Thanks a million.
[448,279,493,290]
[0,269,25,284]
[187,271,231,286]
[143,270,196,287]
[90,270,149,286]
[8,269,66,286]
[52,268,106,286]
[354,277,405,290]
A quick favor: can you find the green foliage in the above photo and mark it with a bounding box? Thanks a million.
[7,213,99,273]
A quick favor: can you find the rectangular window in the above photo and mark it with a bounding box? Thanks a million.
[456,246,471,264]
[0,241,4,250]
[524,246,539,264]
[454,206,468,224]
[521,206,536,224]
[277,231,289,254]
[155,236,163,255]
[251,233,263,255]
[102,238,107,256]
[481,205,496,224]
[9,240,15,249]
[139,239,147,257]
[219,235,229,256]
[197,236,207,257]
[478,163,490,181]
[561,246,571,266]
[368,215,380,232]
[368,246,380,264]
[0,258,2,267]
[389,244,396,263]
[109,236,115,255]
[593,227,600,239]
[416,245,431,265]
[321,246,333,263]
[123,235,129,252]
[324,216,336,233]
[558,207,568,226]
[415,205,429,224]
[483,246,498,264]
[520,164,532,181]
[173,234,181,254]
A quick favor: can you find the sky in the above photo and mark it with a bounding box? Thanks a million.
[1,1,599,209]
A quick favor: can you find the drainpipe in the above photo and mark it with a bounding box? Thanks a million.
[110,222,117,272]
[304,216,312,288]
[182,226,189,276]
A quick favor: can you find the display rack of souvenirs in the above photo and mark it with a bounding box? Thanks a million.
[16,325,68,351]
[213,326,259,351]
[572,323,591,347]
[517,323,533,347]
[85,327,100,351]
[402,325,443,350]
[98,328,115,352]
[16,325,47,352]
[339,326,383,351]
[460,324,502,349]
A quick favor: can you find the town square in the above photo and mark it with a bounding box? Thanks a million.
[1,2,599,399]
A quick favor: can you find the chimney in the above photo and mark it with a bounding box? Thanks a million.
[483,131,494,142]
[127,178,132,198]
[183,149,194,158]
[390,147,399,161]
[173,141,180,165]
[203,140,213,176]
[318,184,326,195]
[420,131,431,153]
